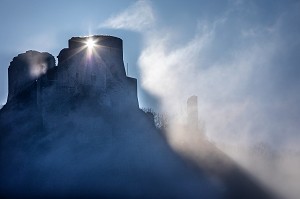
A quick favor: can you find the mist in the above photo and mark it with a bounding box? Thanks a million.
[101,1,300,198]
[0,84,222,198]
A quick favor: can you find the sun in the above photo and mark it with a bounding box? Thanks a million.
[85,38,96,49]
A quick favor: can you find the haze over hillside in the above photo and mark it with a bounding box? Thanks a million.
[0,35,277,199]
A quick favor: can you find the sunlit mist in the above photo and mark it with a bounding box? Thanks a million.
[101,1,300,199]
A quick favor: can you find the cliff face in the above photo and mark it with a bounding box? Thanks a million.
[0,35,221,199]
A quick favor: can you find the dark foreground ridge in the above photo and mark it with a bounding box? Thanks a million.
[0,35,274,199]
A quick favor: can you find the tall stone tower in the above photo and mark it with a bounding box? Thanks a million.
[56,35,126,94]
[37,35,138,113]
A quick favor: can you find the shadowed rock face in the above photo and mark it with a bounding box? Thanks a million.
[0,35,275,199]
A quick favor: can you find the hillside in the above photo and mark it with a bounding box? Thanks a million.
[0,35,275,199]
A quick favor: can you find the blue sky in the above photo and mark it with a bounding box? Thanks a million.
[0,0,299,149]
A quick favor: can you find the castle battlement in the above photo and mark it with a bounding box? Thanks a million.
[68,35,123,50]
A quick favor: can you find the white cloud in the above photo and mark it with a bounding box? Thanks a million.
[100,0,282,146]
[100,0,155,32]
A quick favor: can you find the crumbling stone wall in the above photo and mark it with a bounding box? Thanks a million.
[7,50,55,101]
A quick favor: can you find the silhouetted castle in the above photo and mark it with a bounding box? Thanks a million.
[7,35,138,115]
[0,35,276,199]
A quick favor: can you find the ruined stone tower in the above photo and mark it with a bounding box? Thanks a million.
[7,51,55,101]
[187,95,198,131]
[55,35,127,93]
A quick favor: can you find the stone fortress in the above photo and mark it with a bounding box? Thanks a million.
[7,35,139,115]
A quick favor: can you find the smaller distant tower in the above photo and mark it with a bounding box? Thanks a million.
[187,95,198,131]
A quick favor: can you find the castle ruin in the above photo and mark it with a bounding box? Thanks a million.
[7,35,139,116]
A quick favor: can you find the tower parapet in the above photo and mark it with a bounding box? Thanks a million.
[68,35,123,50]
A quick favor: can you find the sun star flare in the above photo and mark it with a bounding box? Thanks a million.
[85,38,96,49]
